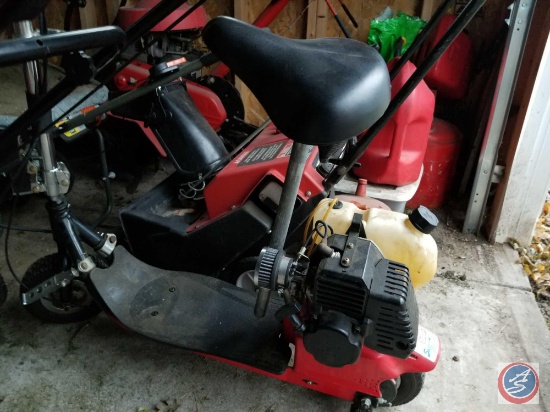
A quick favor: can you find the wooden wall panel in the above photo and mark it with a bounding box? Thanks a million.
[232,0,309,125]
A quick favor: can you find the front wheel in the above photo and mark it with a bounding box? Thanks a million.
[20,254,101,323]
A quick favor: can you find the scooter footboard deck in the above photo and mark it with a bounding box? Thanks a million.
[90,246,290,374]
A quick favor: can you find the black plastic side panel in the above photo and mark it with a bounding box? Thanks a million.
[150,82,228,180]
[119,174,273,273]
[90,246,290,374]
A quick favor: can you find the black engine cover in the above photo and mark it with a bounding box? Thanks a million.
[304,231,419,367]
[303,312,362,367]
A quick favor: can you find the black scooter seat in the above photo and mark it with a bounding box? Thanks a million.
[202,16,390,146]
[90,246,290,374]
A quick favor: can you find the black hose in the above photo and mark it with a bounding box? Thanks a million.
[91,129,113,228]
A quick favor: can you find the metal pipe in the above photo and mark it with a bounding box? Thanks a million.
[0,26,126,68]
[13,21,39,95]
[389,0,455,80]
[269,143,312,250]
[324,0,487,189]
[39,132,61,201]
[71,214,105,250]
[47,200,87,262]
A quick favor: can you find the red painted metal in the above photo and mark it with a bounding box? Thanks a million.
[212,0,291,78]
[118,0,208,31]
[416,15,474,100]
[202,123,325,222]
[205,324,439,401]
[354,59,435,186]
[407,118,463,209]
[114,62,150,91]
[186,82,227,131]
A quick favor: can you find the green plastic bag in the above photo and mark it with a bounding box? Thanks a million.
[367,12,426,62]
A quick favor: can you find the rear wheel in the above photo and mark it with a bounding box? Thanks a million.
[388,373,425,407]
[20,254,101,323]
[222,256,257,291]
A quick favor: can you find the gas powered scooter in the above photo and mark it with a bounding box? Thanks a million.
[12,16,437,411]
[0,0,487,409]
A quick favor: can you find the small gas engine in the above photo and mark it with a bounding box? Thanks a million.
[304,223,419,367]
[255,213,420,368]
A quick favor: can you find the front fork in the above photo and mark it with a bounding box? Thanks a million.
[20,131,118,305]
[13,20,117,306]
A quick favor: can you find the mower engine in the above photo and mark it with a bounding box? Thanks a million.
[118,0,207,64]
[303,214,419,367]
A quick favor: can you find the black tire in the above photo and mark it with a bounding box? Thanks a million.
[20,254,101,323]
[0,274,7,306]
[389,373,425,407]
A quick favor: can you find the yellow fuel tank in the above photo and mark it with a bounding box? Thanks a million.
[311,200,438,288]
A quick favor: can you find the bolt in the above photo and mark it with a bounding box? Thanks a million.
[452,355,460,362]
[80,262,88,270]
[342,257,350,265]
[347,243,354,249]
[60,179,70,187]
[361,398,372,408]
[28,165,38,174]
[305,191,311,197]
[169,287,176,292]
[231,205,236,210]
[32,185,41,193]
[151,311,159,317]
[108,235,117,244]
[60,279,70,287]
[207,77,215,84]
[305,380,314,385]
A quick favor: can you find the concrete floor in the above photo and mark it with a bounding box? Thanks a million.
[1,164,549,412]
[0,68,549,412]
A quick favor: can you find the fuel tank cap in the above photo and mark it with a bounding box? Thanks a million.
[409,206,439,234]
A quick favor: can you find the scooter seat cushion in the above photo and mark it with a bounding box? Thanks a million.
[202,16,390,146]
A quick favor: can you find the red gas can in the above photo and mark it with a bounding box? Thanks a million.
[417,15,474,100]
[406,118,462,209]
[354,59,435,186]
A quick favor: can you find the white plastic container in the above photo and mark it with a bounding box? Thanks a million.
[311,200,438,288]
[335,166,423,213]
